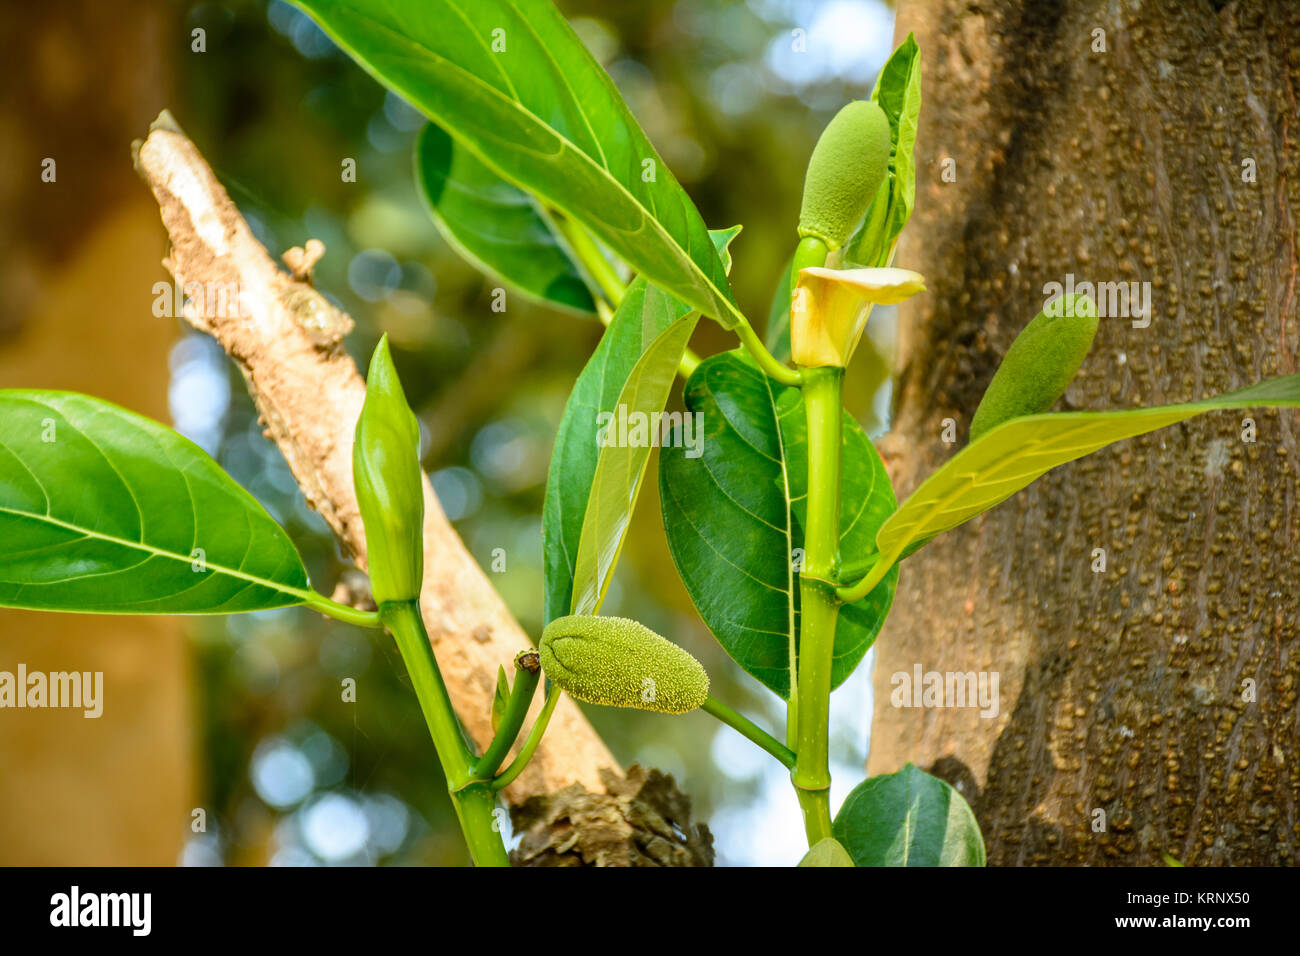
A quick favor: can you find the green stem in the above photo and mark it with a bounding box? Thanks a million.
[303,589,383,628]
[578,225,701,382]
[679,345,701,378]
[835,555,891,605]
[380,601,510,866]
[491,682,562,792]
[470,655,540,781]
[736,320,802,387]
[452,781,512,866]
[790,366,844,847]
[701,696,796,769]
[790,235,829,300]
[554,214,625,308]
[797,788,834,845]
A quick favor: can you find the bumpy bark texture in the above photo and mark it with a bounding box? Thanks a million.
[510,765,714,867]
[873,0,1299,864]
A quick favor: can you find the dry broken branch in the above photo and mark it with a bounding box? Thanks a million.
[133,113,616,804]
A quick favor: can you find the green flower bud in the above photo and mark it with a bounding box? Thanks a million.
[969,294,1099,442]
[798,100,892,251]
[539,615,709,714]
[353,335,424,605]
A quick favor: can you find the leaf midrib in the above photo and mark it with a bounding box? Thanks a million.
[0,505,310,601]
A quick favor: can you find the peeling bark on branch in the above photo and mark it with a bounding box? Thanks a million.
[133,116,616,805]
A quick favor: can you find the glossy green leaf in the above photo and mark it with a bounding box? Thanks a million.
[853,373,1300,598]
[833,763,985,866]
[844,34,921,268]
[414,122,595,315]
[710,224,743,275]
[798,837,855,867]
[543,230,739,623]
[658,351,897,699]
[542,283,694,621]
[291,0,743,328]
[0,391,309,614]
[569,310,698,616]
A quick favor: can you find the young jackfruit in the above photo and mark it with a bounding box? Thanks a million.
[539,615,709,715]
[797,100,892,251]
[969,294,1099,442]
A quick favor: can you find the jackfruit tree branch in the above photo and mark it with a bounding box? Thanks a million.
[132,113,617,806]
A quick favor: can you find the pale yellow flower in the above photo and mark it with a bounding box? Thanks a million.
[791,267,926,368]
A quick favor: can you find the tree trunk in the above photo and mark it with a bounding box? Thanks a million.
[0,0,194,864]
[872,0,1299,865]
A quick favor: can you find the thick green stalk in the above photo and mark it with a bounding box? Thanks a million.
[452,782,511,866]
[381,601,510,867]
[791,366,844,846]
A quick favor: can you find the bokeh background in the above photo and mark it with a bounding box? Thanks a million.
[0,0,900,865]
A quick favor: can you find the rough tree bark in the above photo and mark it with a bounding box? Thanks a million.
[871,0,1299,864]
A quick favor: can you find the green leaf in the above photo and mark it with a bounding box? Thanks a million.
[0,391,309,614]
[543,230,739,623]
[414,122,595,314]
[857,373,1300,594]
[844,34,921,267]
[291,0,743,328]
[659,351,897,699]
[798,837,855,867]
[710,224,743,276]
[833,763,985,866]
[569,309,698,616]
[542,283,694,621]
[490,665,511,732]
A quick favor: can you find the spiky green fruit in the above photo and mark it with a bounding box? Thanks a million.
[798,101,892,251]
[539,615,709,714]
[969,294,1099,442]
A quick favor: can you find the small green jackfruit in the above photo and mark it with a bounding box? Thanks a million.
[798,101,892,251]
[969,294,1099,442]
[539,615,709,714]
